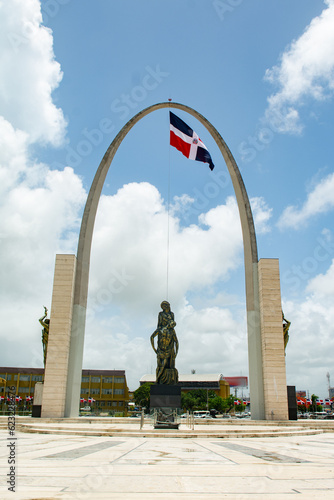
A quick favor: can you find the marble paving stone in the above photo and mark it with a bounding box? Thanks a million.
[113,439,233,465]
[42,440,124,459]
[215,442,310,462]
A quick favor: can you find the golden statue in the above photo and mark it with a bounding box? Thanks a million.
[282,311,291,353]
[150,301,179,385]
[39,306,50,366]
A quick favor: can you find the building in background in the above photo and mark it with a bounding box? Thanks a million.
[223,376,248,397]
[0,367,129,412]
[140,373,231,398]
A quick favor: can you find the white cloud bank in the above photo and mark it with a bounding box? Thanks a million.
[264,0,334,133]
[278,171,334,229]
[87,186,273,320]
[0,0,66,145]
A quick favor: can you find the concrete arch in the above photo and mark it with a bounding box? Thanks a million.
[65,102,264,418]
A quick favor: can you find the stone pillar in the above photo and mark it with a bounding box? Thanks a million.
[41,254,76,418]
[258,259,288,420]
[32,382,43,418]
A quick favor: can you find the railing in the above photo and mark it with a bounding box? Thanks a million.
[185,411,194,430]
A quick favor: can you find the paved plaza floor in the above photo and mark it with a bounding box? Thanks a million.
[1,418,334,499]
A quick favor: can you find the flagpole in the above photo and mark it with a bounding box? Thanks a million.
[166,111,171,301]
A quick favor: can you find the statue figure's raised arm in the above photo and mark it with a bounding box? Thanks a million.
[150,329,158,354]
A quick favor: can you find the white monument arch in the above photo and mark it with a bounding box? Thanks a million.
[41,102,288,420]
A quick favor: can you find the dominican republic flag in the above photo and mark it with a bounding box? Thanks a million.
[170,111,214,171]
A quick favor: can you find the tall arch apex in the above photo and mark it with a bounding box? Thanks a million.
[75,101,258,310]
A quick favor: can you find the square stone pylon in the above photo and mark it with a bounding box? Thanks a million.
[41,254,76,418]
[258,258,289,420]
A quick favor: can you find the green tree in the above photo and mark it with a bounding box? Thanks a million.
[181,392,197,411]
[133,383,153,412]
[181,391,237,414]
[208,396,226,413]
[181,389,217,411]
[224,395,236,413]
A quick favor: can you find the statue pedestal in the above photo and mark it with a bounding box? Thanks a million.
[150,385,181,429]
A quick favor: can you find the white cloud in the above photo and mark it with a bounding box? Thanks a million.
[0,0,67,145]
[306,258,334,297]
[88,187,274,310]
[87,188,274,321]
[264,0,334,133]
[0,116,28,197]
[251,196,273,234]
[0,1,84,304]
[83,323,150,390]
[0,163,86,363]
[277,171,334,229]
[176,304,247,376]
[88,188,243,316]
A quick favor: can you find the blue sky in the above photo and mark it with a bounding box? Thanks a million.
[1,0,334,398]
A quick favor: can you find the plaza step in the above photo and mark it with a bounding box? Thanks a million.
[16,422,326,439]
